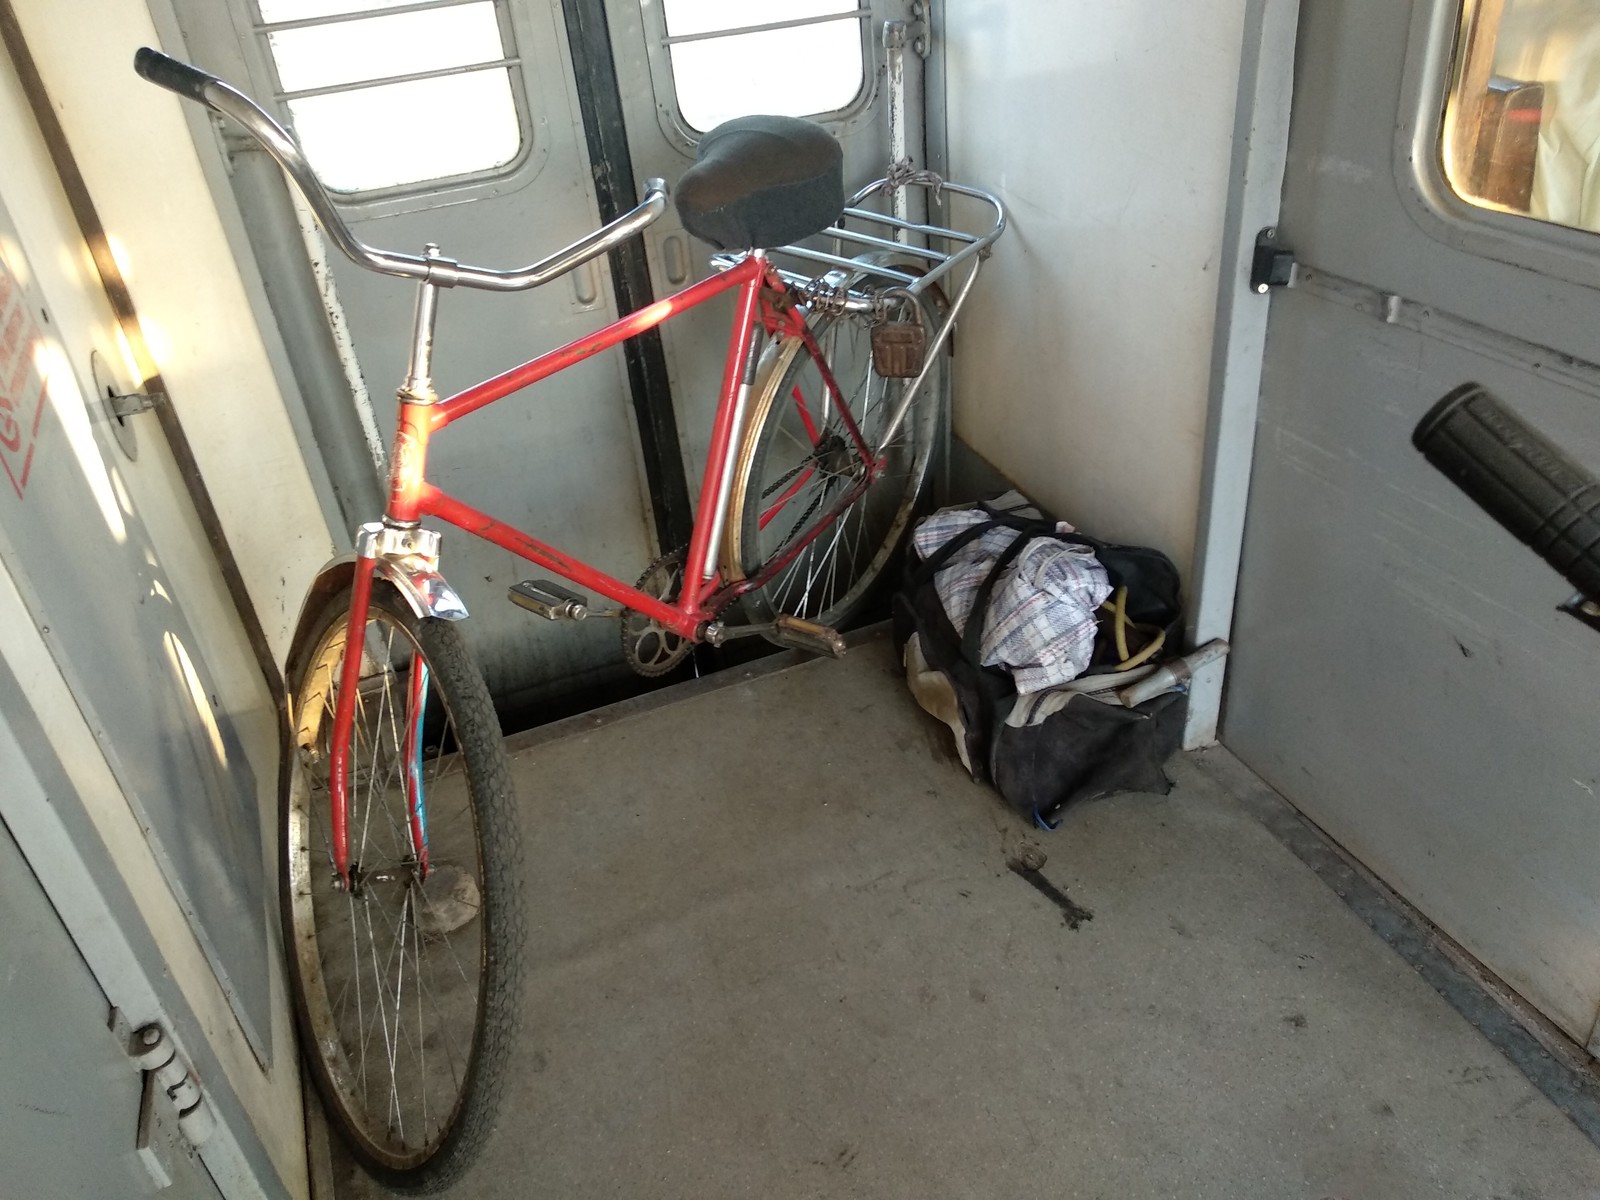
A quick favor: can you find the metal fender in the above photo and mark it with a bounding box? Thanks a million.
[284,549,469,684]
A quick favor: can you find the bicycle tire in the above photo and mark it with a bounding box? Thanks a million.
[725,280,949,630]
[280,583,523,1193]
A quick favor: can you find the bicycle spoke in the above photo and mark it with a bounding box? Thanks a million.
[349,890,365,1098]
[387,893,408,1139]
[413,893,428,1135]
[737,296,943,632]
[286,593,507,1178]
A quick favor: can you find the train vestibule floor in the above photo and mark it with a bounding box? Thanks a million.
[329,633,1600,1199]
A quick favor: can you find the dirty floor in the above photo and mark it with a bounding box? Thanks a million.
[330,634,1600,1199]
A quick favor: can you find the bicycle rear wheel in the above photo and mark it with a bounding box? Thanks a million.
[725,284,948,629]
[281,584,522,1192]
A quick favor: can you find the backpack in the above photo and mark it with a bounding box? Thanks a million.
[892,507,1186,828]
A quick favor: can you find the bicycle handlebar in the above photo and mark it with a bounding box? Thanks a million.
[1413,382,1600,602]
[134,47,668,292]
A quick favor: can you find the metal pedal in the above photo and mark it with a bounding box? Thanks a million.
[770,615,847,658]
[508,579,588,621]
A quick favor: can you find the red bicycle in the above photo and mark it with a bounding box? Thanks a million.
[136,47,1004,1191]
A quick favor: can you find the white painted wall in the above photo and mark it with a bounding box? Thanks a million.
[943,0,1250,578]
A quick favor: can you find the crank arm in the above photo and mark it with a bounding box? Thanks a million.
[702,620,774,645]
[703,615,846,658]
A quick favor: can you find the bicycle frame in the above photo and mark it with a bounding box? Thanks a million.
[327,251,875,885]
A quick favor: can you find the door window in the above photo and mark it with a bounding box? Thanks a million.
[253,0,527,195]
[656,1,869,135]
[1443,0,1600,232]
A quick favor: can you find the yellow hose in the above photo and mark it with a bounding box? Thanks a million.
[1100,586,1166,671]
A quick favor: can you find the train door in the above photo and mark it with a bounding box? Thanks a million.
[1225,0,1600,1052]
[0,15,302,1190]
[167,0,925,717]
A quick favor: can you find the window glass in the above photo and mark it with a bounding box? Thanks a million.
[1443,0,1600,232]
[268,5,504,92]
[661,0,865,132]
[288,70,521,193]
[257,0,524,195]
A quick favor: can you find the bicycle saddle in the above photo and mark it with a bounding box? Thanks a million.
[675,115,844,251]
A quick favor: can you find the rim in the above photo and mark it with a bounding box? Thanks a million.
[285,605,486,1172]
[728,308,941,626]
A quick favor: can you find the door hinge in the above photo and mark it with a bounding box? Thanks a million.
[127,1019,217,1150]
[1250,227,1296,293]
[886,13,930,59]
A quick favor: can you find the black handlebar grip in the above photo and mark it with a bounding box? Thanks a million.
[133,47,219,104]
[1413,381,1600,599]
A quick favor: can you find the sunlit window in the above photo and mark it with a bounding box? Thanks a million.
[661,1,867,133]
[256,0,524,195]
[1443,0,1600,233]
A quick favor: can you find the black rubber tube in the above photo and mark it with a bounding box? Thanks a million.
[1413,382,1600,598]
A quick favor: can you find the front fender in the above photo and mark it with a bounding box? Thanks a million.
[284,553,469,683]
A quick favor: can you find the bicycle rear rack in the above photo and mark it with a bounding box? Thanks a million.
[714,176,1007,318]
[713,175,1006,453]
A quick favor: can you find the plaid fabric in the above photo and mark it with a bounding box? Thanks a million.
[912,505,1110,694]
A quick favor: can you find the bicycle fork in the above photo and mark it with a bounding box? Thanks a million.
[328,555,375,892]
[328,545,437,892]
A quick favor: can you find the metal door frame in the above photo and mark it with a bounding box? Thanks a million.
[560,0,693,549]
[1182,0,1301,748]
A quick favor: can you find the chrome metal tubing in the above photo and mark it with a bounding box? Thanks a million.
[769,268,880,313]
[821,225,947,263]
[843,184,1007,297]
[403,267,441,402]
[766,245,921,286]
[708,254,881,314]
[841,207,981,244]
[201,79,667,292]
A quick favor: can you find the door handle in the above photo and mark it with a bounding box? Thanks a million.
[570,260,600,309]
[662,233,691,286]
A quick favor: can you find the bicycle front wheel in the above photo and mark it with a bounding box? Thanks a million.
[725,286,948,629]
[281,584,523,1192]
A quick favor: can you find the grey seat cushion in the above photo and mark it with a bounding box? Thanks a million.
[676,115,844,251]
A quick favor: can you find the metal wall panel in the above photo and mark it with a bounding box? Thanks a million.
[0,197,272,1060]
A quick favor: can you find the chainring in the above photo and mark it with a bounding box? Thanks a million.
[620,549,693,678]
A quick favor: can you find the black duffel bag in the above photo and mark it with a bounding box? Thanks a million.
[892,508,1186,828]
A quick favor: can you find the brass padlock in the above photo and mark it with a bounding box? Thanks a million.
[870,289,928,379]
